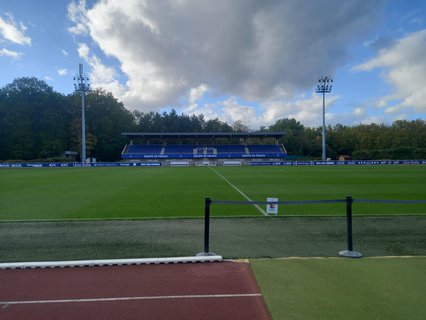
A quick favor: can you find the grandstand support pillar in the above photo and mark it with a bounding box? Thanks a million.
[339,196,362,258]
[197,197,216,257]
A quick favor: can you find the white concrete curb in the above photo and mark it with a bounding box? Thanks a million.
[0,255,223,269]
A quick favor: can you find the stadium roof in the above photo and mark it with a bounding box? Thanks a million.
[122,132,285,139]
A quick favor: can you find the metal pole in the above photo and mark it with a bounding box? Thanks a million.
[339,196,362,258]
[322,90,326,161]
[204,197,211,254]
[81,91,86,166]
[74,63,90,166]
[315,76,332,162]
[197,197,216,256]
[346,196,353,251]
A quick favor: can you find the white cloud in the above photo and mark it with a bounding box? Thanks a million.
[62,49,69,57]
[189,84,208,104]
[0,13,31,45]
[354,29,426,114]
[57,67,68,76]
[181,93,340,129]
[77,42,90,59]
[353,107,365,116]
[0,48,21,58]
[68,0,384,115]
[77,42,126,98]
[67,0,90,35]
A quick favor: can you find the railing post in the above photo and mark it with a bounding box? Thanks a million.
[339,196,362,258]
[346,195,353,252]
[204,197,211,253]
[197,197,216,256]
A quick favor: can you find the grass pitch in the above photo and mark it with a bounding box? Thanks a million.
[1,165,424,320]
[0,165,425,220]
[251,256,426,320]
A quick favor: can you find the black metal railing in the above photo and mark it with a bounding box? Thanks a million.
[199,197,426,258]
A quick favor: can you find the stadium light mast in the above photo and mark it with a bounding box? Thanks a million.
[315,76,333,161]
[74,64,91,166]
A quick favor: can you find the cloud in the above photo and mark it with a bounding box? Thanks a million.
[57,67,68,76]
[68,0,384,112]
[0,13,31,46]
[62,49,69,57]
[0,48,21,58]
[181,93,341,129]
[353,107,365,117]
[77,42,126,98]
[353,29,426,114]
[67,0,89,35]
[188,84,208,104]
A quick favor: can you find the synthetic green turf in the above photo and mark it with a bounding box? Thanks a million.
[251,257,426,320]
[0,165,425,220]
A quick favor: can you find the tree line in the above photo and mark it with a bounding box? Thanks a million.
[0,77,425,161]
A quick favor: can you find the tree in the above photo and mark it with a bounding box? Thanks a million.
[268,118,306,154]
[231,120,250,133]
[203,118,233,132]
[83,88,135,161]
[0,78,71,160]
[1,77,425,162]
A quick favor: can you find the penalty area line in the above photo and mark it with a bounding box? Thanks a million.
[209,167,267,216]
[0,293,262,308]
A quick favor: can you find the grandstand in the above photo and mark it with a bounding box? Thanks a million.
[121,132,287,164]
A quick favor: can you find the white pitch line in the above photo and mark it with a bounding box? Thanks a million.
[209,167,267,216]
[0,293,262,308]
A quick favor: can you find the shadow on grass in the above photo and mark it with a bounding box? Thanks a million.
[0,216,425,262]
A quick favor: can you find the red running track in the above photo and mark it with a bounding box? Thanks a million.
[0,261,271,320]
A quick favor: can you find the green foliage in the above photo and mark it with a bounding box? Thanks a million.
[0,77,425,161]
[0,78,71,160]
[0,79,135,161]
[352,146,426,160]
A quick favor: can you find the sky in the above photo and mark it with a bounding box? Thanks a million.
[1,0,425,129]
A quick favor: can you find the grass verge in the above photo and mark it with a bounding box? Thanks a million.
[1,216,425,262]
[251,256,426,320]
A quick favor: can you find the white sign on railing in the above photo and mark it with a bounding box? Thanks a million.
[266,197,279,215]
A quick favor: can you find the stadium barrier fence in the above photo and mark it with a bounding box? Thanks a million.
[0,159,425,168]
[199,197,426,258]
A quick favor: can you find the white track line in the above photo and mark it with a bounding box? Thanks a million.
[209,168,267,216]
[0,293,262,308]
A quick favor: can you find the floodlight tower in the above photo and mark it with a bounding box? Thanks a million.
[74,64,91,166]
[315,76,333,161]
